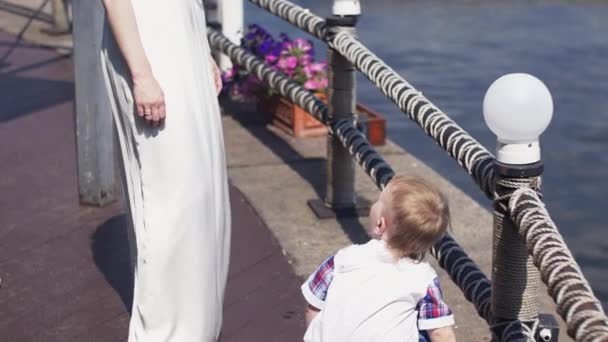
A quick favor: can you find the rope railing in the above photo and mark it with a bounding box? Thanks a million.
[215,1,608,339]
[328,32,496,200]
[247,0,327,40]
[333,117,493,322]
[244,0,496,200]
[208,26,494,325]
[207,30,328,124]
[509,187,608,341]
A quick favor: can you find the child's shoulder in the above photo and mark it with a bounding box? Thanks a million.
[333,240,384,267]
[396,259,440,287]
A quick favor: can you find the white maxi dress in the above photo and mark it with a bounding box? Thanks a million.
[100,1,231,341]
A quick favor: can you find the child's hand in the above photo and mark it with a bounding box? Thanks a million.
[305,304,320,326]
[428,326,456,342]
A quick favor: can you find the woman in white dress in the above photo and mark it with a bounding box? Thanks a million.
[100,0,231,340]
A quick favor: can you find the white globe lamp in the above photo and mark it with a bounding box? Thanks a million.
[483,73,553,165]
[333,0,361,16]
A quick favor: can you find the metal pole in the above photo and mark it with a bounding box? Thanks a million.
[217,0,243,70]
[324,9,359,210]
[72,0,115,206]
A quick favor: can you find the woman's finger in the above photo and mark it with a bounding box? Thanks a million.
[143,104,154,125]
[137,104,145,117]
[158,102,166,121]
[151,104,160,127]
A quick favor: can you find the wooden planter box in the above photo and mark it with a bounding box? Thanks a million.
[262,93,386,145]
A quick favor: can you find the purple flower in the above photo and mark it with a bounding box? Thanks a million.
[226,24,329,98]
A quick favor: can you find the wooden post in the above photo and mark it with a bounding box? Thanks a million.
[217,0,243,70]
[72,0,115,206]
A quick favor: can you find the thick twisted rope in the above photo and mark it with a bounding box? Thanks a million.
[328,31,495,200]
[334,117,492,323]
[245,0,496,200]
[247,0,327,40]
[209,27,494,324]
[509,188,608,341]
[208,29,328,123]
[223,2,608,339]
[430,235,492,323]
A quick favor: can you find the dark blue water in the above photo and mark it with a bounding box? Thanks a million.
[244,0,608,305]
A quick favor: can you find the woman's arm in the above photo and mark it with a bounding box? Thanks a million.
[103,0,165,126]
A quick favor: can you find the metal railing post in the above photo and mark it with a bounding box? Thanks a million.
[325,2,360,210]
[72,0,115,206]
[325,23,357,210]
[484,74,556,341]
[308,1,363,219]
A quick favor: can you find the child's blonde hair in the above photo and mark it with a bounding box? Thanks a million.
[384,175,450,260]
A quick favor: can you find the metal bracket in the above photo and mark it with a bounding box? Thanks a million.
[326,15,359,27]
[536,313,559,342]
[495,160,544,178]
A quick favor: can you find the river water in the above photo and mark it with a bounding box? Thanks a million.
[244,0,608,307]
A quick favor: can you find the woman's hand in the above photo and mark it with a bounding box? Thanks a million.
[133,73,166,127]
[210,57,222,96]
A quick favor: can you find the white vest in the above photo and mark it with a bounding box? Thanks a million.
[304,240,438,342]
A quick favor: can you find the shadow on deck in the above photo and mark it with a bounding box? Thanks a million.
[0,31,305,341]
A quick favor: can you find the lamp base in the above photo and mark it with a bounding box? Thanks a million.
[496,140,541,165]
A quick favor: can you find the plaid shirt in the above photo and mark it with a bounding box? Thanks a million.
[304,255,453,341]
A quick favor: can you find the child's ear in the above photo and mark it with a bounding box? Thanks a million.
[375,216,387,235]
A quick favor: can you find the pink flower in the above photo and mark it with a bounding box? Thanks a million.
[304,79,321,90]
[286,56,298,69]
[278,56,298,70]
[310,62,326,73]
[299,54,312,64]
[284,68,295,77]
[303,65,314,78]
[318,78,328,89]
[293,38,312,53]
[265,55,278,63]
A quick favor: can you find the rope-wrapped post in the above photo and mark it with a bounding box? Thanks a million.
[483,74,555,341]
[492,163,543,340]
[323,6,359,211]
